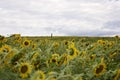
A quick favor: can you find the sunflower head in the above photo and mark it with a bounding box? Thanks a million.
[0,35,7,43]
[64,40,69,45]
[109,52,117,58]
[94,63,106,77]
[52,53,60,59]
[3,50,16,65]
[49,78,57,80]
[67,46,77,60]
[0,45,11,53]
[30,70,45,80]
[22,39,31,47]
[115,35,119,39]
[11,34,21,41]
[57,54,68,66]
[32,43,37,50]
[69,47,75,56]
[97,40,105,45]
[114,69,120,80]
[53,42,59,48]
[47,71,58,80]
[90,54,96,60]
[19,62,32,78]
[49,54,60,65]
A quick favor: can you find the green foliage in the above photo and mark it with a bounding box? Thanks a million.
[0,35,120,80]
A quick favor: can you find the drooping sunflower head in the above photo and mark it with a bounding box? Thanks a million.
[0,44,11,53]
[97,40,106,45]
[3,50,16,65]
[31,52,39,61]
[90,54,96,60]
[115,35,119,39]
[47,71,58,80]
[109,52,117,58]
[53,42,59,48]
[14,34,21,42]
[63,53,69,65]
[19,62,32,78]
[114,68,120,80]
[69,47,75,56]
[69,41,75,47]
[30,70,45,80]
[57,53,68,66]
[64,40,69,45]
[32,59,41,70]
[94,63,106,77]
[0,35,7,43]
[32,43,37,50]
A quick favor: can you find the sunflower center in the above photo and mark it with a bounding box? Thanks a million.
[39,74,43,79]
[3,48,9,52]
[65,41,68,45]
[69,48,74,55]
[52,59,56,62]
[96,65,104,74]
[32,44,35,49]
[21,65,28,73]
[24,41,29,46]
[16,37,20,40]
[90,55,94,60]
[0,36,4,40]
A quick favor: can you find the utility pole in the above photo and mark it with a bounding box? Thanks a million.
[51,33,53,38]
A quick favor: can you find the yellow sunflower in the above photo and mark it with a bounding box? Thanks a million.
[67,45,77,60]
[0,35,7,43]
[30,70,45,80]
[93,62,106,77]
[109,52,117,58]
[0,44,11,53]
[52,54,60,59]
[108,41,114,48]
[57,54,68,66]
[64,40,69,45]
[49,53,60,65]
[114,69,120,80]
[11,34,21,41]
[90,54,96,61]
[22,39,31,47]
[47,71,58,80]
[31,52,39,61]
[49,78,56,80]
[19,62,32,78]
[53,42,59,48]
[14,34,21,43]
[3,50,16,65]
[97,40,106,45]
[32,43,37,50]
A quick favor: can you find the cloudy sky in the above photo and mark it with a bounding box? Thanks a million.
[0,0,120,36]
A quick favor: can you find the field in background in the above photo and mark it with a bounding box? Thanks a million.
[26,36,116,42]
[0,34,120,80]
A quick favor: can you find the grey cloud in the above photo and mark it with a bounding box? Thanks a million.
[0,0,120,36]
[104,21,120,29]
[59,28,120,36]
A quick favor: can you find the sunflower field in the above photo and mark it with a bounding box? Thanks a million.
[0,34,120,80]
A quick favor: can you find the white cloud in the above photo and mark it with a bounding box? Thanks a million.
[0,0,120,36]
